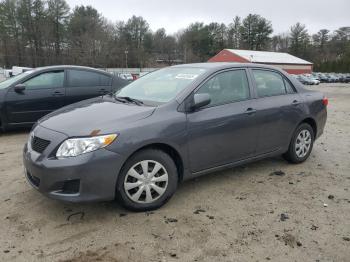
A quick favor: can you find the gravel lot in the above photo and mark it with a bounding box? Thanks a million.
[0,84,349,262]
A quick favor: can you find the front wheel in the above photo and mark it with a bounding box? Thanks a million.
[283,123,314,164]
[116,149,178,211]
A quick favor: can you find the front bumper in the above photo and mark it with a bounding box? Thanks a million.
[23,125,124,202]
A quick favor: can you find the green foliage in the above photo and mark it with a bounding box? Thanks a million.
[227,16,241,49]
[47,0,70,59]
[289,23,310,59]
[0,1,349,72]
[240,14,273,50]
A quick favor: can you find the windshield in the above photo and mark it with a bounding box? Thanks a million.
[0,71,33,89]
[115,67,207,104]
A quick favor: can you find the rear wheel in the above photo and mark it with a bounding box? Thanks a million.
[283,123,314,163]
[116,149,178,211]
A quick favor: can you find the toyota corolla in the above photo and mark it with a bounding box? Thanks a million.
[23,63,327,211]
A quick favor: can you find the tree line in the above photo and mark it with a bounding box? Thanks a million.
[0,0,349,72]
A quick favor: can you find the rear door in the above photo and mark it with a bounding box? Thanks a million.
[249,69,303,154]
[65,69,112,105]
[187,69,258,172]
[4,70,65,124]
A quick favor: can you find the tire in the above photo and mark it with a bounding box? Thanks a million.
[283,123,314,164]
[116,149,178,211]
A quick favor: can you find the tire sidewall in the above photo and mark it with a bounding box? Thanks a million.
[289,123,314,163]
[116,149,178,211]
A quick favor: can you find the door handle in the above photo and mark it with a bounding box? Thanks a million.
[52,91,64,97]
[245,108,257,115]
[292,100,300,105]
[98,89,108,94]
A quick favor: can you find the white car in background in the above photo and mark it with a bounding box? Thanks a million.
[12,66,32,76]
[309,76,320,85]
[118,73,134,82]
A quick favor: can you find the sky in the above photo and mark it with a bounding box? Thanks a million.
[66,0,349,35]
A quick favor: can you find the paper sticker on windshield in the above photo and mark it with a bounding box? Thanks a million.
[175,74,199,80]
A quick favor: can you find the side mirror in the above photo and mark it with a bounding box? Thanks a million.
[191,93,211,111]
[14,83,26,92]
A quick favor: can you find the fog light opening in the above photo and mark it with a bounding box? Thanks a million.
[60,179,80,194]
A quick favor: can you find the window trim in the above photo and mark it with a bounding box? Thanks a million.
[66,69,112,88]
[251,68,299,98]
[21,70,65,90]
[283,77,297,94]
[193,68,252,109]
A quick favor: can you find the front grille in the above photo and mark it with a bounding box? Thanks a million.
[31,136,50,153]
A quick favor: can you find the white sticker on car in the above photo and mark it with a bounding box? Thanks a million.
[175,74,199,80]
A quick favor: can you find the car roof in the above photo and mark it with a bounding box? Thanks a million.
[33,65,111,75]
[171,62,286,72]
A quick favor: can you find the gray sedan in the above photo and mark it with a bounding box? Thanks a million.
[23,63,328,211]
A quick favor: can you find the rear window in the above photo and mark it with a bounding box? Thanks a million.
[67,70,111,87]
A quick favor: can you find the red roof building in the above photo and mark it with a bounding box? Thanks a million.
[208,49,313,74]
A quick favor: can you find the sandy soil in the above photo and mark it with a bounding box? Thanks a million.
[0,83,349,262]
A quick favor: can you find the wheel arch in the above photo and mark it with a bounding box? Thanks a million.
[299,117,317,138]
[121,143,185,183]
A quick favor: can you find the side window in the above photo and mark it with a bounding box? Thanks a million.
[196,70,250,107]
[252,70,286,97]
[23,71,64,89]
[284,79,296,94]
[67,70,111,87]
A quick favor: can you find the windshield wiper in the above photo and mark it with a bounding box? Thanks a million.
[115,96,144,106]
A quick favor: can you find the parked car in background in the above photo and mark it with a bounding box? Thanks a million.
[118,73,134,82]
[338,74,346,82]
[335,73,349,83]
[12,66,32,76]
[23,63,327,211]
[311,72,350,83]
[318,74,331,83]
[295,75,314,85]
[311,74,320,81]
[309,76,320,85]
[0,65,128,131]
[4,69,13,78]
[329,75,338,83]
[345,74,350,83]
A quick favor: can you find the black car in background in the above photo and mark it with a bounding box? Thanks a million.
[0,66,128,131]
[318,74,331,83]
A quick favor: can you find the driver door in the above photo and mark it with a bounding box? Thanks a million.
[186,69,258,173]
[5,70,65,124]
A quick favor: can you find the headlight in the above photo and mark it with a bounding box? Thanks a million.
[56,134,117,158]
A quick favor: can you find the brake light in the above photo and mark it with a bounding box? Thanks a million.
[322,97,328,106]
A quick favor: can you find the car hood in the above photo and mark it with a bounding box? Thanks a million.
[38,96,156,136]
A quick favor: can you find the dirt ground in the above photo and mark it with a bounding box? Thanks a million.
[0,83,349,262]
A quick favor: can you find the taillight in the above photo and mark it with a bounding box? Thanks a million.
[322,97,328,106]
